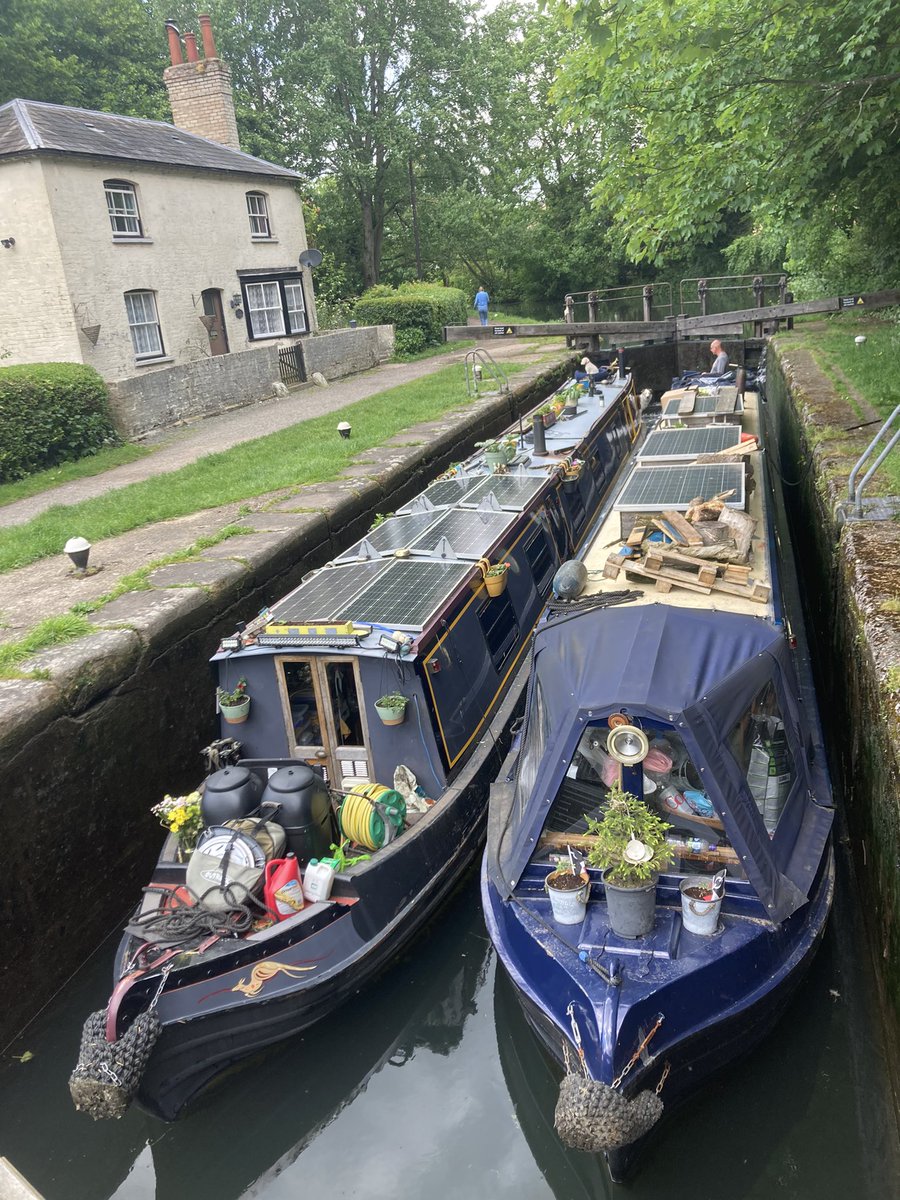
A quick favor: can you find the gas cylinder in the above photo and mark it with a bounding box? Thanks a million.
[263,854,305,920]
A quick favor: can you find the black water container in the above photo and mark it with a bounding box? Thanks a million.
[201,765,263,826]
[260,765,334,864]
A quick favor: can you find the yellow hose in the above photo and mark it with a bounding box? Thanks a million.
[339,783,406,851]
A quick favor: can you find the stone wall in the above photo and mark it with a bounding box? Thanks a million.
[300,325,392,380]
[0,360,573,1048]
[768,344,900,1050]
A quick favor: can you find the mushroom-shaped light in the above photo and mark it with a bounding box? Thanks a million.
[337,421,351,439]
[855,335,867,346]
[64,536,92,572]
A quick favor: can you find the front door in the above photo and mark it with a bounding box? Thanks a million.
[201,288,229,355]
[277,657,371,788]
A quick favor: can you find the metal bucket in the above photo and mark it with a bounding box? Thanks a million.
[545,871,589,924]
[679,875,723,936]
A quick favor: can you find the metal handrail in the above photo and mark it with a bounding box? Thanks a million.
[465,348,509,398]
[846,404,900,517]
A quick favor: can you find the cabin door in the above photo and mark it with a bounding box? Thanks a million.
[277,657,371,787]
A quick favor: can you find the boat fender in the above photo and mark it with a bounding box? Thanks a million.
[552,560,587,600]
[554,1073,663,1152]
[69,1007,161,1120]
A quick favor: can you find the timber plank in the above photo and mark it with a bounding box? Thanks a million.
[662,511,703,545]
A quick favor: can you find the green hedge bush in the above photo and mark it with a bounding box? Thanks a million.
[353,283,467,347]
[0,363,120,483]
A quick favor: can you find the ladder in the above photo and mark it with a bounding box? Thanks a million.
[464,348,510,398]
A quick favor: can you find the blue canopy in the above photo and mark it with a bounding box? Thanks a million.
[488,604,832,922]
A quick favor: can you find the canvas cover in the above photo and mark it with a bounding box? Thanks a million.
[487,605,833,923]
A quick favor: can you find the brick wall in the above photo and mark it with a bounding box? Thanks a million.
[163,59,241,149]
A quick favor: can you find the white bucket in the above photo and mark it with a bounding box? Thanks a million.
[679,875,722,936]
[545,870,590,925]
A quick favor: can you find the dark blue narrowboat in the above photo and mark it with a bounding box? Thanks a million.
[482,380,835,1180]
[70,367,640,1122]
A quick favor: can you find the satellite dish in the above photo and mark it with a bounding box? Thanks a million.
[299,248,323,269]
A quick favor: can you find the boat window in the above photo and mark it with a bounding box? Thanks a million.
[282,660,323,745]
[727,681,795,835]
[478,591,519,672]
[538,721,747,880]
[514,679,548,827]
[524,527,555,594]
[326,661,364,747]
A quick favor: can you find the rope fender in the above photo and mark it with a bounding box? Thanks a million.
[554,1073,663,1152]
[69,1007,161,1120]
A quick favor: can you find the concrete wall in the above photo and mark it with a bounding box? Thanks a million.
[0,360,573,1047]
[106,326,394,438]
[0,159,83,364]
[0,155,316,377]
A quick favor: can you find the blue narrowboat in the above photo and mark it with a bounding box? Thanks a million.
[71,364,639,1121]
[482,379,835,1180]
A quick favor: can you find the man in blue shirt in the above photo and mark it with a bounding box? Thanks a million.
[474,287,490,326]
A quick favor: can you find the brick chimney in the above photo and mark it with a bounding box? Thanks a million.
[163,16,240,150]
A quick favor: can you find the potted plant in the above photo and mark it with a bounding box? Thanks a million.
[476,437,517,468]
[536,403,556,429]
[217,677,250,724]
[374,692,409,726]
[585,782,672,938]
[151,791,204,861]
[545,850,591,924]
[482,560,511,597]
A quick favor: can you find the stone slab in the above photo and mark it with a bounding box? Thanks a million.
[21,629,141,713]
[88,585,210,648]
[0,1159,44,1200]
[0,679,65,755]
[147,559,247,591]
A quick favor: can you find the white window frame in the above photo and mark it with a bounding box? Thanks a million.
[124,290,164,359]
[246,191,271,238]
[105,180,142,238]
[242,275,308,340]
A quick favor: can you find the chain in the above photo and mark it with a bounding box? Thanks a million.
[611,1014,664,1090]
[566,1002,588,1077]
[655,1061,671,1095]
[147,964,172,1011]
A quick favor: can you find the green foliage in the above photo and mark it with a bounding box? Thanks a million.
[585,782,672,887]
[393,327,428,358]
[0,612,93,678]
[0,364,119,483]
[354,285,467,346]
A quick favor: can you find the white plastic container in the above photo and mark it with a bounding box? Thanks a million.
[302,859,336,903]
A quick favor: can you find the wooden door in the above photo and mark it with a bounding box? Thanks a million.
[201,288,229,355]
[276,657,370,787]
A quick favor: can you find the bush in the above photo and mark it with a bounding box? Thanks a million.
[353,283,467,347]
[0,363,120,483]
[392,327,427,358]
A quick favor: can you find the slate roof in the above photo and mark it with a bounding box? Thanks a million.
[0,98,299,180]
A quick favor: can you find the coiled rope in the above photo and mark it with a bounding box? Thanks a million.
[546,589,642,617]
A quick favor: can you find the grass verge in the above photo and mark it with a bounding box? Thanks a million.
[0,613,94,678]
[0,443,151,508]
[0,359,530,576]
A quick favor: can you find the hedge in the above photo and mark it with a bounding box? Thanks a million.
[353,283,468,347]
[0,363,120,483]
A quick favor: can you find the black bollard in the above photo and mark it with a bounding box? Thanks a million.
[532,415,547,456]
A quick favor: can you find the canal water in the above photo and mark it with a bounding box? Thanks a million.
[0,838,897,1200]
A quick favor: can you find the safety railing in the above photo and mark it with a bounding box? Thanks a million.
[840,403,900,521]
[465,348,510,398]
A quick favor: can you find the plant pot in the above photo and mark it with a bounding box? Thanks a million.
[680,875,723,936]
[545,869,590,924]
[484,571,508,597]
[220,697,250,724]
[375,702,406,726]
[541,412,556,429]
[603,872,659,938]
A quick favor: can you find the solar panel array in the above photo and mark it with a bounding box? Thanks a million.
[410,508,512,559]
[398,477,483,511]
[638,426,741,462]
[457,475,547,510]
[662,393,744,417]
[615,464,745,512]
[336,511,443,561]
[268,559,471,631]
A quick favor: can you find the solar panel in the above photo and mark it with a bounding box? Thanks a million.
[336,512,443,561]
[345,560,471,628]
[457,475,546,510]
[615,464,746,512]
[398,477,483,511]
[269,561,388,625]
[638,426,741,463]
[409,508,514,559]
[663,393,744,417]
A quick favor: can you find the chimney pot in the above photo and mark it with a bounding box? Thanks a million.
[199,14,218,59]
[165,21,183,65]
[184,32,199,62]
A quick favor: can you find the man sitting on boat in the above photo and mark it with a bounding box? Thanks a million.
[709,339,730,376]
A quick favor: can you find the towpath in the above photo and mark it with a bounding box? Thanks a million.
[0,337,570,645]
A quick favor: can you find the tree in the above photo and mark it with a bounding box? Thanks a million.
[553,0,900,287]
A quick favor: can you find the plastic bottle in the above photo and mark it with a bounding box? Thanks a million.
[302,858,336,903]
[264,854,305,920]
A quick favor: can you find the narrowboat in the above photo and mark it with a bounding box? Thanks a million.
[481,375,835,1180]
[70,364,639,1121]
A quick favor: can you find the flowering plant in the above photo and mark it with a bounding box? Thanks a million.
[217,678,249,707]
[151,791,204,854]
[486,561,510,577]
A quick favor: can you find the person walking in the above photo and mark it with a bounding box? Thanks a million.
[474,286,490,326]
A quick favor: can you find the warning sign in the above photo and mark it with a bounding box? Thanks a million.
[839,295,865,308]
[492,325,516,336]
